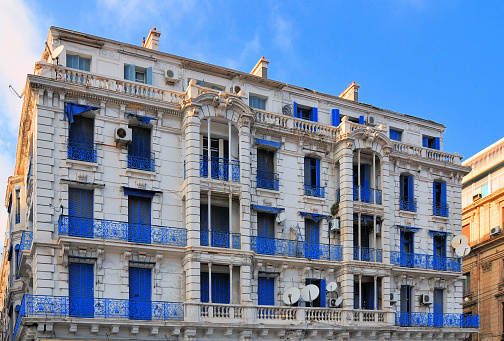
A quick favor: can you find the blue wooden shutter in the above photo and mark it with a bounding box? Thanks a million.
[400,231,405,253]
[400,285,409,313]
[422,136,429,147]
[258,277,275,305]
[441,181,447,206]
[69,116,94,147]
[129,127,151,157]
[361,164,370,188]
[69,263,94,317]
[434,137,440,150]
[433,288,443,326]
[201,272,209,302]
[359,115,365,124]
[433,181,437,212]
[146,67,153,85]
[128,196,151,243]
[212,273,230,304]
[304,158,310,186]
[399,174,404,198]
[68,188,93,238]
[125,65,135,80]
[66,55,77,69]
[320,279,326,307]
[293,102,298,118]
[311,107,318,122]
[331,109,340,126]
[315,158,320,187]
[407,175,414,199]
[129,267,152,320]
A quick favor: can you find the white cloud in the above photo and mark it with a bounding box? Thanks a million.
[272,14,294,52]
[224,34,261,71]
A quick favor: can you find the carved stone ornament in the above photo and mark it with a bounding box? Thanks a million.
[482,260,493,272]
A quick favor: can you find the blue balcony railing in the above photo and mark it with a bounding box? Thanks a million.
[200,155,240,182]
[67,142,97,163]
[395,312,479,328]
[15,214,20,224]
[257,170,279,190]
[390,251,461,272]
[251,236,342,261]
[200,230,241,249]
[400,196,417,212]
[17,231,33,268]
[58,216,187,247]
[433,202,449,217]
[352,247,383,262]
[352,186,382,205]
[304,185,325,198]
[127,152,155,172]
[375,189,382,205]
[14,294,183,339]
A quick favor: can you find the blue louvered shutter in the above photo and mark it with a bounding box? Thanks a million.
[212,273,230,304]
[128,196,151,243]
[69,116,94,148]
[433,288,443,326]
[258,213,275,239]
[211,206,229,247]
[320,279,326,307]
[311,107,318,122]
[258,277,275,305]
[422,136,429,147]
[434,137,440,150]
[399,174,405,198]
[68,188,93,238]
[67,55,78,69]
[129,267,152,320]
[146,67,153,85]
[441,182,447,206]
[200,204,209,246]
[129,126,151,157]
[331,109,340,126]
[359,115,365,124]
[304,158,310,186]
[293,102,298,118]
[201,272,209,302]
[361,164,370,188]
[69,263,94,317]
[315,158,320,187]
[125,65,135,80]
[433,181,437,213]
[407,175,414,199]
[400,231,405,254]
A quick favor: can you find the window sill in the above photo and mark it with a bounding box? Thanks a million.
[126,168,156,178]
[256,187,280,197]
[302,195,326,203]
[66,159,98,170]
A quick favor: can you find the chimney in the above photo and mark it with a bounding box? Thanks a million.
[339,81,360,102]
[143,28,161,51]
[250,56,269,79]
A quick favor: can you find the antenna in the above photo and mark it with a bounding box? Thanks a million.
[52,45,65,59]
[301,284,319,302]
[455,244,471,257]
[276,211,286,224]
[326,281,338,292]
[334,296,343,307]
[451,235,469,249]
[282,287,300,305]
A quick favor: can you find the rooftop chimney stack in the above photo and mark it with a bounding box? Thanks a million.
[143,28,161,51]
[339,81,360,102]
[250,56,269,79]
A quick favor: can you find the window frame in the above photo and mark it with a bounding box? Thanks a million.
[389,128,403,142]
[249,94,267,110]
[66,53,91,72]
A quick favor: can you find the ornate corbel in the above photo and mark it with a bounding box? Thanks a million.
[60,245,70,267]
[155,253,163,274]
[122,251,131,271]
[97,248,104,270]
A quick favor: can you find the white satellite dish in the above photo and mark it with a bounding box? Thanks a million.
[455,244,471,257]
[301,284,320,302]
[326,281,338,292]
[52,45,65,59]
[282,287,300,305]
[451,235,469,249]
[276,211,286,224]
[334,296,343,307]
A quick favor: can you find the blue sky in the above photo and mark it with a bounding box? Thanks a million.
[0,0,503,233]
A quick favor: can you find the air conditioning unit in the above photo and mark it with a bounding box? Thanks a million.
[114,127,132,145]
[164,69,176,85]
[473,193,482,201]
[367,115,376,126]
[491,226,502,236]
[421,294,433,305]
[390,292,398,303]
[330,218,340,232]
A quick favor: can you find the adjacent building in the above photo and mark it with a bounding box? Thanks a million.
[462,137,504,341]
[0,26,478,341]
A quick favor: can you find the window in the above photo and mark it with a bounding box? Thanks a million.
[293,102,318,122]
[433,234,447,270]
[463,272,471,296]
[462,224,470,243]
[399,174,416,212]
[15,189,20,224]
[257,149,278,190]
[390,129,402,142]
[68,116,96,162]
[422,135,440,150]
[129,267,152,320]
[433,181,448,217]
[128,126,154,171]
[433,289,444,326]
[353,164,372,202]
[68,188,93,238]
[331,109,340,126]
[305,219,320,259]
[249,95,266,110]
[304,157,324,197]
[69,263,94,318]
[258,277,275,305]
[66,54,90,71]
[128,196,151,244]
[200,204,229,247]
[482,183,489,197]
[201,272,230,304]
[124,65,153,84]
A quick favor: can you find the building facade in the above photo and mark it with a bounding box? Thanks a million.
[0,26,478,341]
[462,138,504,341]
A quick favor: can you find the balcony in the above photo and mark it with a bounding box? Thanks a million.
[399,196,417,212]
[67,141,97,163]
[353,247,383,262]
[251,236,342,261]
[256,170,279,190]
[433,203,449,217]
[127,152,155,172]
[200,155,240,182]
[14,295,184,340]
[353,186,382,205]
[17,231,33,267]
[304,184,325,198]
[390,252,461,272]
[200,230,241,249]
[58,216,187,247]
[395,312,479,328]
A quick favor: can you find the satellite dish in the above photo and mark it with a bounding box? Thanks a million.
[282,287,300,305]
[276,211,286,224]
[326,281,338,292]
[334,296,343,307]
[455,244,471,257]
[52,45,65,59]
[301,284,320,302]
[451,235,469,249]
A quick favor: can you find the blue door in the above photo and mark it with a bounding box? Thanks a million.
[69,263,94,318]
[434,289,444,327]
[305,220,320,259]
[433,235,446,270]
[400,231,414,267]
[68,188,93,238]
[128,126,152,171]
[400,285,412,326]
[200,272,230,304]
[68,116,94,161]
[257,213,275,255]
[258,277,275,305]
[211,206,229,248]
[128,196,151,244]
[129,267,152,320]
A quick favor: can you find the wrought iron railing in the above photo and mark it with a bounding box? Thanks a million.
[395,312,479,328]
[58,216,187,247]
[17,231,33,268]
[15,214,20,224]
[67,142,97,163]
[200,155,240,182]
[352,186,382,204]
[352,247,383,262]
[375,189,382,205]
[304,184,325,198]
[251,236,342,261]
[257,170,279,190]
[390,251,461,272]
[200,230,241,249]
[399,196,417,212]
[127,152,155,172]
[433,202,449,217]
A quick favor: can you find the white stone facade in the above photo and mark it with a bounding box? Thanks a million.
[0,27,476,341]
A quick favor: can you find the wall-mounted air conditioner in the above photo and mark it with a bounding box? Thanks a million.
[421,294,433,305]
[390,292,398,303]
[473,193,482,201]
[330,218,340,232]
[491,226,501,236]
[114,127,132,145]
